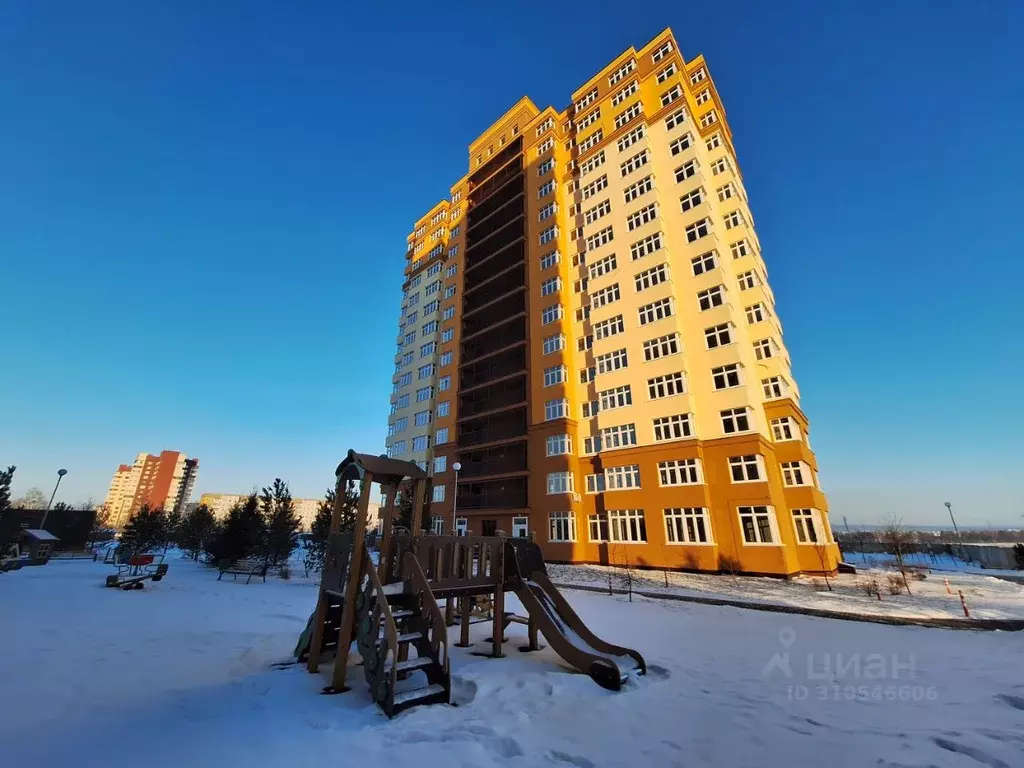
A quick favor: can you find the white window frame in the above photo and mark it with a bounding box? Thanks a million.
[739,506,779,545]
[729,454,766,484]
[664,508,712,544]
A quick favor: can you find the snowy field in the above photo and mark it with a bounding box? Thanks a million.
[3,556,1024,768]
[549,559,1024,620]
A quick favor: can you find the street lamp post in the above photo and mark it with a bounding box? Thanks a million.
[451,462,462,535]
[40,468,68,530]
[944,501,966,561]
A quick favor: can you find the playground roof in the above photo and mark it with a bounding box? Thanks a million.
[335,449,426,487]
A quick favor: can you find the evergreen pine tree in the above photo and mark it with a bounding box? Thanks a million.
[118,504,169,557]
[164,506,184,550]
[393,482,430,533]
[261,478,300,567]
[303,487,334,576]
[335,479,362,533]
[0,465,16,553]
[1014,543,1024,571]
[178,504,217,561]
[206,494,265,564]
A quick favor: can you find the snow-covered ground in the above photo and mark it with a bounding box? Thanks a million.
[3,556,1023,768]
[549,560,1024,620]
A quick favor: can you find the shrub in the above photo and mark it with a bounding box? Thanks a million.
[887,573,907,595]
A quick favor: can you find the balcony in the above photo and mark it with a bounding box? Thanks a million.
[460,317,526,364]
[458,441,528,479]
[458,406,527,447]
[465,238,525,279]
[458,374,527,419]
[456,476,528,511]
[462,291,525,339]
[459,346,526,390]
[469,139,522,189]
[465,214,525,270]
[463,265,525,316]
[467,179,524,233]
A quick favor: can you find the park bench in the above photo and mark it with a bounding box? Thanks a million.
[105,554,169,590]
[217,558,269,584]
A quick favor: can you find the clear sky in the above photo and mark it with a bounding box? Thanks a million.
[2,1,1022,526]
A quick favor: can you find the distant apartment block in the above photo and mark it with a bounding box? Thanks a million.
[196,492,381,534]
[102,450,199,528]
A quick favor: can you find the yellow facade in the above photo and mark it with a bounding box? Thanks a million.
[387,29,839,576]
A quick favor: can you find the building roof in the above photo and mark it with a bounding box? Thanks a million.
[22,529,59,542]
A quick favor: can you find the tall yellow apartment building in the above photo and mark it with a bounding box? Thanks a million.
[385,29,839,576]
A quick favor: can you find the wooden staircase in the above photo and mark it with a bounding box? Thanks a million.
[354,551,450,717]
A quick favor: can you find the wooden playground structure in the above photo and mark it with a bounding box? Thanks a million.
[297,450,646,717]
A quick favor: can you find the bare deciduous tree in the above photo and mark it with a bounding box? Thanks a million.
[880,514,914,596]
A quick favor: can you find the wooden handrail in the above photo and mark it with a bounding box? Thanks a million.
[403,552,450,676]
[360,546,400,710]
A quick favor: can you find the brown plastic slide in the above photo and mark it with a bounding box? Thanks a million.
[507,542,647,690]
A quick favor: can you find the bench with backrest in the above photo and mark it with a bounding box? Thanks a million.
[218,558,269,584]
[106,554,169,590]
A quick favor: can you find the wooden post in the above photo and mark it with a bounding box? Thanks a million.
[491,544,505,658]
[376,483,398,583]
[410,477,425,535]
[307,469,354,673]
[329,471,374,692]
[456,596,472,647]
[528,616,540,651]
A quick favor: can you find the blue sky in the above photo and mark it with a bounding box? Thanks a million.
[2,1,1022,525]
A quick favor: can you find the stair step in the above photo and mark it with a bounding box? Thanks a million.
[385,656,434,673]
[381,582,406,597]
[392,683,446,707]
[390,609,414,619]
[397,631,423,644]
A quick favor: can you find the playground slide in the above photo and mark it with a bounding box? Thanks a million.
[512,569,646,690]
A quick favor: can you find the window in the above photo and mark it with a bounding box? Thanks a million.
[545,398,569,420]
[762,376,787,400]
[576,108,600,131]
[753,338,776,361]
[661,85,682,107]
[424,299,439,315]
[647,371,685,399]
[579,150,606,176]
[699,110,718,129]
[599,384,632,411]
[691,251,716,276]
[427,262,443,277]
[536,117,554,137]
[455,517,468,536]
[643,332,680,361]
[657,62,678,83]
[608,510,647,543]
[546,472,575,495]
[611,80,638,107]
[606,465,641,490]
[731,240,750,259]
[658,458,702,486]
[415,386,433,402]
[450,224,461,237]
[792,509,824,544]
[588,513,609,542]
[574,87,598,113]
[412,435,430,452]
[395,372,412,389]
[690,67,707,85]
[665,108,686,130]
[704,323,732,349]
[414,410,432,427]
[653,413,692,442]
[771,417,799,442]
[541,304,564,325]
[711,157,730,176]
[417,363,435,379]
[739,506,776,544]
[630,232,663,260]
[609,59,636,85]
[537,136,555,155]
[705,133,722,151]
[576,306,591,322]
[721,407,751,434]
[589,253,618,279]
[582,174,608,200]
[540,251,560,270]
[541,276,561,296]
[583,422,637,453]
[579,129,603,153]
[591,283,620,309]
[665,508,711,544]
[538,157,555,176]
[444,285,456,299]
[539,225,558,245]
[724,210,744,230]
[676,187,704,214]
[730,455,764,483]
[440,351,453,366]
[539,202,557,221]
[419,342,436,357]
[620,149,649,176]
[585,473,606,494]
[421,320,438,335]
[437,401,450,417]
[627,202,658,231]
[596,347,628,374]
[389,417,408,435]
[652,40,673,62]
[584,198,611,224]
[573,277,589,294]
[624,175,653,203]
[578,335,593,352]
[432,485,446,503]
[433,455,447,473]
[429,515,444,534]
[388,440,406,457]
[542,333,565,355]
[585,225,614,251]
[439,375,451,391]
[669,133,692,156]
[394,394,410,410]
[401,352,414,367]
[614,101,643,129]
[782,461,813,487]
[634,263,668,292]
[443,306,455,320]
[435,427,449,444]
[616,125,645,152]
[545,434,572,456]
[543,365,567,387]
[549,511,577,542]
[698,285,725,311]
[712,363,742,390]
[638,297,673,325]
[737,270,758,290]
[686,218,711,242]
[441,327,454,343]
[675,159,697,182]
[538,179,556,198]
[594,314,625,340]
